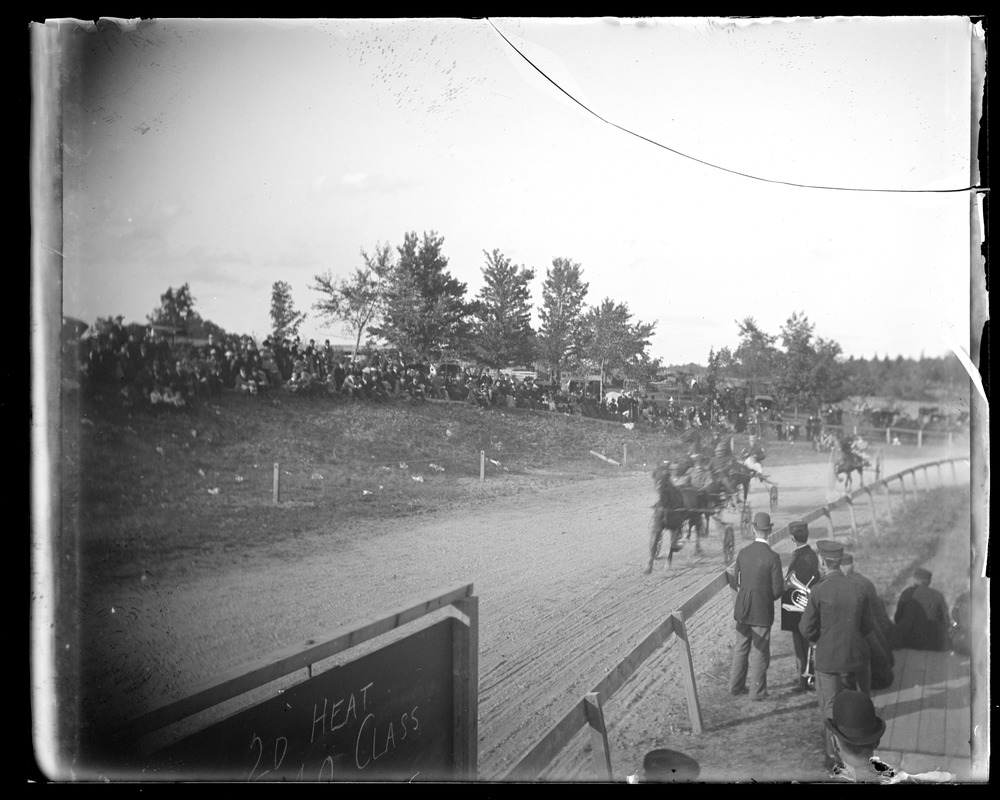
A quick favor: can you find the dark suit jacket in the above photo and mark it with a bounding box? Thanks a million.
[847,570,898,648]
[729,540,783,627]
[799,570,874,673]
[780,544,822,632]
[894,584,951,651]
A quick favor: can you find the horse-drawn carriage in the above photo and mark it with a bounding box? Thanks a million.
[645,448,779,573]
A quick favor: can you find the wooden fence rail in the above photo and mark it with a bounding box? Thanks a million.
[503,457,970,781]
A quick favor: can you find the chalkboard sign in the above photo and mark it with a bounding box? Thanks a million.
[140,618,458,781]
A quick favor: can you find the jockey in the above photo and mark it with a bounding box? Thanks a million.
[741,434,766,477]
[688,452,713,491]
[710,439,737,492]
[669,459,693,488]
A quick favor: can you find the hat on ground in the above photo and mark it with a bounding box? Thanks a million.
[817,540,844,560]
[825,690,886,747]
[643,749,700,783]
[751,512,773,533]
[913,567,932,582]
[840,553,855,565]
[789,521,809,543]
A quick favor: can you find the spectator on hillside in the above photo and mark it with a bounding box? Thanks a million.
[234,365,259,395]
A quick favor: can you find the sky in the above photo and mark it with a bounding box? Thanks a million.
[53,15,980,367]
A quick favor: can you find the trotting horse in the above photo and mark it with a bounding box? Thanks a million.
[833,450,870,492]
[646,465,712,572]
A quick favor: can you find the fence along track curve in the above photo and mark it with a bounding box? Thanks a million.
[502,456,971,781]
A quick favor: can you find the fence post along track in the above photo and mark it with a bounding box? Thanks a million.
[110,583,479,782]
[503,457,969,782]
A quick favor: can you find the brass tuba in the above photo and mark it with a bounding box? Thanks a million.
[782,573,814,613]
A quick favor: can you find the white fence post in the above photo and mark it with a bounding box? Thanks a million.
[480,450,485,482]
[845,496,859,539]
[863,487,880,538]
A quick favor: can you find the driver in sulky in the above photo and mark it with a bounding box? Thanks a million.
[742,434,766,477]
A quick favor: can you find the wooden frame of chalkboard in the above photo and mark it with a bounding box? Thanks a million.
[104,582,478,782]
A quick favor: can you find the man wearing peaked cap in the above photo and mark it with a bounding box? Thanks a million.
[726,510,783,700]
[800,538,876,768]
[893,567,951,651]
[781,521,821,693]
[842,552,897,690]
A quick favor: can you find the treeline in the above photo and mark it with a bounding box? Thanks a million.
[308,232,657,387]
[704,314,968,409]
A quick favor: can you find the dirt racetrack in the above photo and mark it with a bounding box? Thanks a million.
[75,446,968,782]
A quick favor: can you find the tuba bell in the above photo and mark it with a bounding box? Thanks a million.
[782,573,814,613]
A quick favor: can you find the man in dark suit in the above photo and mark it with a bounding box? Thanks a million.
[842,553,896,689]
[799,540,875,768]
[726,512,783,700]
[894,568,951,651]
[780,521,822,693]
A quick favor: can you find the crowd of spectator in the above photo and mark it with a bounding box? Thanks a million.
[68,318,775,434]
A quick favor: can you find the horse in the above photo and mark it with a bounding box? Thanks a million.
[646,465,707,573]
[833,450,870,492]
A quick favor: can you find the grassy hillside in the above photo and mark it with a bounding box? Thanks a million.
[63,392,696,583]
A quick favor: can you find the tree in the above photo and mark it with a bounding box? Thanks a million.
[270,281,307,342]
[468,249,536,368]
[147,283,197,331]
[733,316,778,386]
[579,298,656,394]
[537,257,589,383]
[312,243,394,363]
[705,346,737,397]
[774,311,817,408]
[372,231,471,360]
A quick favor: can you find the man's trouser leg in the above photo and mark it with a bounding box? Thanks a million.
[729,623,752,693]
[748,624,772,699]
[791,628,810,687]
[816,672,850,758]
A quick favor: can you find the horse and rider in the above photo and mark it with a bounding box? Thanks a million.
[833,434,872,492]
[646,437,753,572]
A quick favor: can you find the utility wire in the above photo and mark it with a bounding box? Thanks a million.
[487,19,985,196]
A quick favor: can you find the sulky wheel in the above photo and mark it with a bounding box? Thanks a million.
[723,524,735,564]
[769,484,779,512]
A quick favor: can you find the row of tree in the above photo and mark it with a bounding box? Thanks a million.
[703,313,970,409]
[308,231,656,386]
[129,232,969,407]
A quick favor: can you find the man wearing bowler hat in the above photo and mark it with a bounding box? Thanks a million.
[781,521,822,692]
[726,512,783,700]
[826,690,959,783]
[800,540,875,768]
[826,690,887,782]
